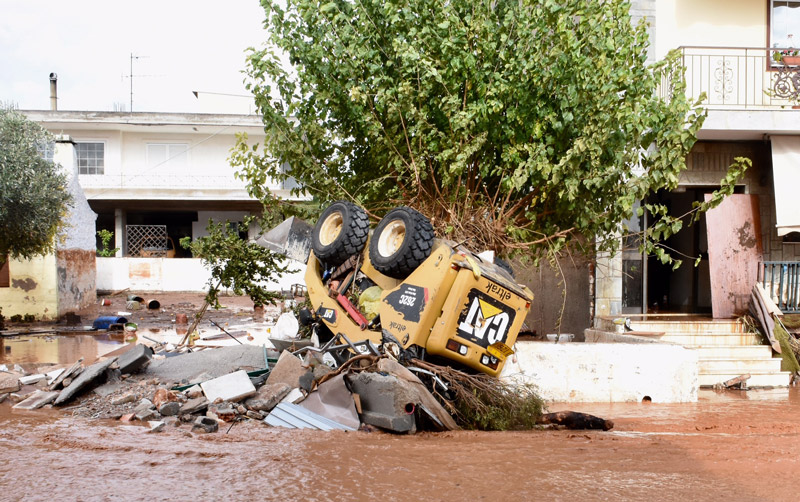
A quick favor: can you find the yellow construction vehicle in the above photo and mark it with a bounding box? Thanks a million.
[301,201,533,377]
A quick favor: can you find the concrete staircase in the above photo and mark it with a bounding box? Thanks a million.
[626,317,790,387]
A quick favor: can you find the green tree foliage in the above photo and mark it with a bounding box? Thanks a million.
[235,0,747,259]
[96,229,119,257]
[180,217,292,308]
[0,108,72,263]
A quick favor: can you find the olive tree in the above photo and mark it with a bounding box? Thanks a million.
[233,0,747,263]
[0,108,72,264]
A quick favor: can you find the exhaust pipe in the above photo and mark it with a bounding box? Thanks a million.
[49,73,58,111]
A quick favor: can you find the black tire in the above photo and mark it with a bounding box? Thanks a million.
[494,256,515,279]
[369,207,434,279]
[311,201,369,266]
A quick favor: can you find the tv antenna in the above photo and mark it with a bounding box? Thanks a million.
[124,53,163,112]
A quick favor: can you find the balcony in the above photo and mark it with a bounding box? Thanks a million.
[78,173,303,202]
[673,47,800,110]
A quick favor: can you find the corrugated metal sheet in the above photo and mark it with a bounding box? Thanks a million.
[264,402,357,431]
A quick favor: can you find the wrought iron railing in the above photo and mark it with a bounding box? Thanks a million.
[670,47,800,110]
[760,261,800,313]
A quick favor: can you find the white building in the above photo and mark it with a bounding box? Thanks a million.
[595,0,800,320]
[21,110,305,292]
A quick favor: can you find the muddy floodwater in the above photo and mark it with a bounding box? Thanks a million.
[2,388,799,502]
[0,333,126,365]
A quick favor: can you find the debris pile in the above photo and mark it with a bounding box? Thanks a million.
[1,331,612,435]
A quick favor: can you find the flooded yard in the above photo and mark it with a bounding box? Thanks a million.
[1,333,126,366]
[1,294,797,501]
[1,387,798,501]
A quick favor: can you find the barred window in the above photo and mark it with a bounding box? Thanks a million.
[77,142,105,175]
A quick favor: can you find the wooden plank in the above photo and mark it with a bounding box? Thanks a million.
[705,194,763,318]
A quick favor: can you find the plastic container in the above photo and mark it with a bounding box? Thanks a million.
[92,316,129,330]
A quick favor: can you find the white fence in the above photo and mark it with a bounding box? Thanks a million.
[96,257,306,293]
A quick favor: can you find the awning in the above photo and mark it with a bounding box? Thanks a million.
[770,136,800,236]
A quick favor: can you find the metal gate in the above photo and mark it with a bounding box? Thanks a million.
[126,224,168,257]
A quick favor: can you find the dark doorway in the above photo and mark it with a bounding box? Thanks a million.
[645,186,745,314]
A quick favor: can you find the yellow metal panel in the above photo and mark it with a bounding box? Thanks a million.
[378,243,459,348]
[427,268,531,377]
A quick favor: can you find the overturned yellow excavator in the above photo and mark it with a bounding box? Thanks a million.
[294,201,533,377]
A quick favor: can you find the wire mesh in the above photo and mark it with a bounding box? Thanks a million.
[127,224,168,257]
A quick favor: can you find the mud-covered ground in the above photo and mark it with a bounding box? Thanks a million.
[1,387,798,502]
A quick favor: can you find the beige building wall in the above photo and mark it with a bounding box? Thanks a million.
[0,254,59,319]
[655,0,768,58]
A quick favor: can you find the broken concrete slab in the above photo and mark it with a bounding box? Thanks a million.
[45,368,65,385]
[200,370,256,403]
[0,373,20,394]
[48,358,83,391]
[135,408,159,421]
[180,397,209,415]
[266,350,310,389]
[12,390,60,410]
[148,421,166,433]
[298,374,360,430]
[208,403,237,422]
[159,401,181,416]
[381,360,459,431]
[192,416,219,433]
[347,372,417,433]
[53,357,118,406]
[281,388,305,405]
[118,344,153,374]
[147,345,267,383]
[244,382,291,412]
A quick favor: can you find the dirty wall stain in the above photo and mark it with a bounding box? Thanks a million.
[11,278,37,292]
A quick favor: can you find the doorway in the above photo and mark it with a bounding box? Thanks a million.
[622,185,745,315]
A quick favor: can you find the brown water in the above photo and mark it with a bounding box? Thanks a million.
[0,334,126,365]
[1,388,799,502]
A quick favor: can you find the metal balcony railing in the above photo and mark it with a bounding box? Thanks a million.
[760,261,800,313]
[78,173,288,191]
[670,47,800,110]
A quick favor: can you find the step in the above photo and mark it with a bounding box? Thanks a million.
[659,332,762,346]
[690,345,775,359]
[698,357,784,373]
[629,320,746,334]
[698,371,791,387]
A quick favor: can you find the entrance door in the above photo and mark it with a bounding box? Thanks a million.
[704,194,763,318]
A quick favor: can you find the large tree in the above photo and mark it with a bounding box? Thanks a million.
[0,108,72,264]
[234,0,746,260]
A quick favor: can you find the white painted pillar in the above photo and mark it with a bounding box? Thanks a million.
[114,208,126,257]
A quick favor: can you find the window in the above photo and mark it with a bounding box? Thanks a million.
[76,142,105,175]
[37,141,54,162]
[1,257,9,288]
[771,1,800,50]
[146,143,188,171]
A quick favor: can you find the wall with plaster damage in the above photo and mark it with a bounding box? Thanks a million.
[54,137,98,316]
[0,255,59,319]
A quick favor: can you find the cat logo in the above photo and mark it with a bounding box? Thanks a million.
[456,289,515,348]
